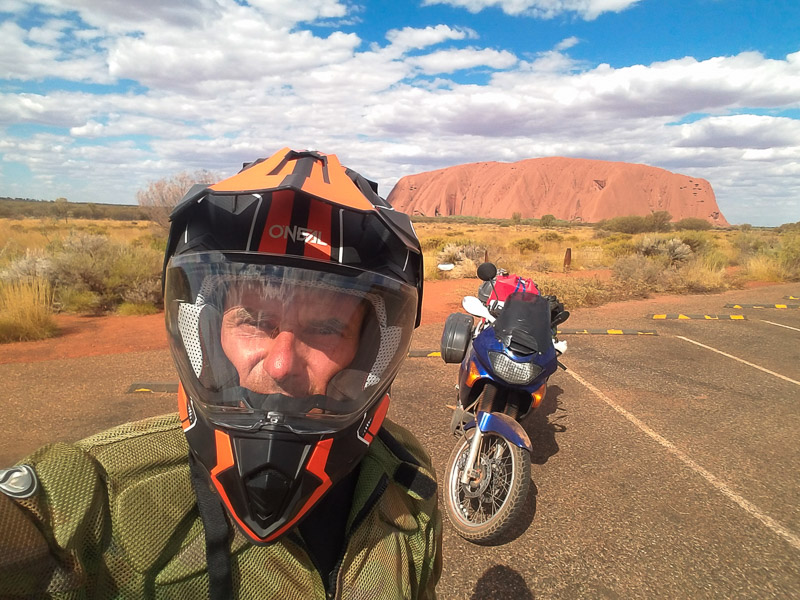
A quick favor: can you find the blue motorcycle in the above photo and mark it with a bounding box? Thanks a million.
[440,262,569,543]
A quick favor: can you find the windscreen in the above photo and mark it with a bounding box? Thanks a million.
[493,291,554,355]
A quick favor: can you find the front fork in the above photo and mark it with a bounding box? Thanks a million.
[459,382,497,484]
[460,426,485,484]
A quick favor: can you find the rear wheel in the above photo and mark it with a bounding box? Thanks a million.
[443,429,530,544]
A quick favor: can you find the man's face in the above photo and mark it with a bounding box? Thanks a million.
[220,283,365,397]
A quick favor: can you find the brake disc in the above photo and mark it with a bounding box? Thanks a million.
[460,454,492,498]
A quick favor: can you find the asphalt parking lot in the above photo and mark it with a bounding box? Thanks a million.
[392,282,799,598]
[1,282,798,598]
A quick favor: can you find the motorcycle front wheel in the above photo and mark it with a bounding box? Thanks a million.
[444,429,531,544]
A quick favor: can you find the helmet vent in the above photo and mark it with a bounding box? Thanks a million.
[245,468,292,523]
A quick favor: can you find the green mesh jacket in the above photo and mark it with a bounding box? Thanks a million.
[0,414,442,599]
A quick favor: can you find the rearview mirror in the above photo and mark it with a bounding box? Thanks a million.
[476,262,497,282]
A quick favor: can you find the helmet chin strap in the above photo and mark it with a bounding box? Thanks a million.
[188,452,233,600]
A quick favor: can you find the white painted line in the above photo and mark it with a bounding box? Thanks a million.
[566,368,800,551]
[675,335,800,387]
[761,319,800,333]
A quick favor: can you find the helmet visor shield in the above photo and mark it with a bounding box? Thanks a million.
[165,252,418,433]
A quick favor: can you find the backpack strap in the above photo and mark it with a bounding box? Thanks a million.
[189,454,233,600]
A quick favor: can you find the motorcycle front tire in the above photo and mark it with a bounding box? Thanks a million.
[443,429,531,544]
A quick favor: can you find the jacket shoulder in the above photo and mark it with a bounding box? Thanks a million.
[374,419,437,502]
[1,413,197,590]
[75,413,189,480]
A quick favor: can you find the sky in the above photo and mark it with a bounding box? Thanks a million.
[1,0,799,226]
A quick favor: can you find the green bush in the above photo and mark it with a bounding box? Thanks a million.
[600,215,650,234]
[675,217,712,231]
[57,287,101,313]
[539,214,556,228]
[645,211,673,232]
[599,211,673,234]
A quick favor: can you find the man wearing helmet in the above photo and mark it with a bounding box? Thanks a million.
[0,149,442,598]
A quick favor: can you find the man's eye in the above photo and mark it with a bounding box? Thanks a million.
[233,310,277,332]
[308,321,345,336]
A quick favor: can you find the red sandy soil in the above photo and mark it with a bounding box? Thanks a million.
[0,273,777,365]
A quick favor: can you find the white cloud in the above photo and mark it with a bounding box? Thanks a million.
[421,0,641,20]
[555,36,580,51]
[408,48,517,74]
[1,2,799,225]
[386,25,477,51]
[677,115,800,150]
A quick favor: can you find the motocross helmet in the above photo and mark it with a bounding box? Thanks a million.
[163,148,423,544]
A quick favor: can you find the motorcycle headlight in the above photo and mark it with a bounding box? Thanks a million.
[488,351,542,385]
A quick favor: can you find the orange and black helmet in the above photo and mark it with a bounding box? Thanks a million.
[162,148,423,544]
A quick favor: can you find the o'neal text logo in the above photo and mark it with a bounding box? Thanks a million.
[268,225,328,246]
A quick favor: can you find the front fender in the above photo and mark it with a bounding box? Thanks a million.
[465,411,532,452]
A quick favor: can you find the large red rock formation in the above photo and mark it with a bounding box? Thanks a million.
[387,157,729,226]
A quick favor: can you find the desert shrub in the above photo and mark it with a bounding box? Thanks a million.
[132,232,169,253]
[776,221,800,233]
[0,277,58,343]
[602,238,636,259]
[635,237,692,265]
[645,211,673,232]
[598,212,672,234]
[701,248,730,271]
[117,301,161,316]
[677,258,728,293]
[437,243,466,266]
[664,239,693,265]
[48,233,163,313]
[743,255,783,282]
[601,215,650,234]
[0,249,53,282]
[84,224,109,236]
[534,275,614,308]
[540,231,563,242]
[57,288,101,313]
[539,214,556,228]
[636,236,662,257]
[511,238,540,253]
[675,217,712,231]
[677,231,712,253]
[778,233,800,279]
[420,237,446,252]
[611,254,680,296]
[733,231,768,255]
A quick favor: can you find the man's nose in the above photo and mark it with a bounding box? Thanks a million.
[264,329,299,381]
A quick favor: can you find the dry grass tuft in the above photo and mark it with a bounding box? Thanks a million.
[0,277,58,343]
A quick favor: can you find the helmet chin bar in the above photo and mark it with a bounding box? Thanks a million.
[180,384,390,545]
